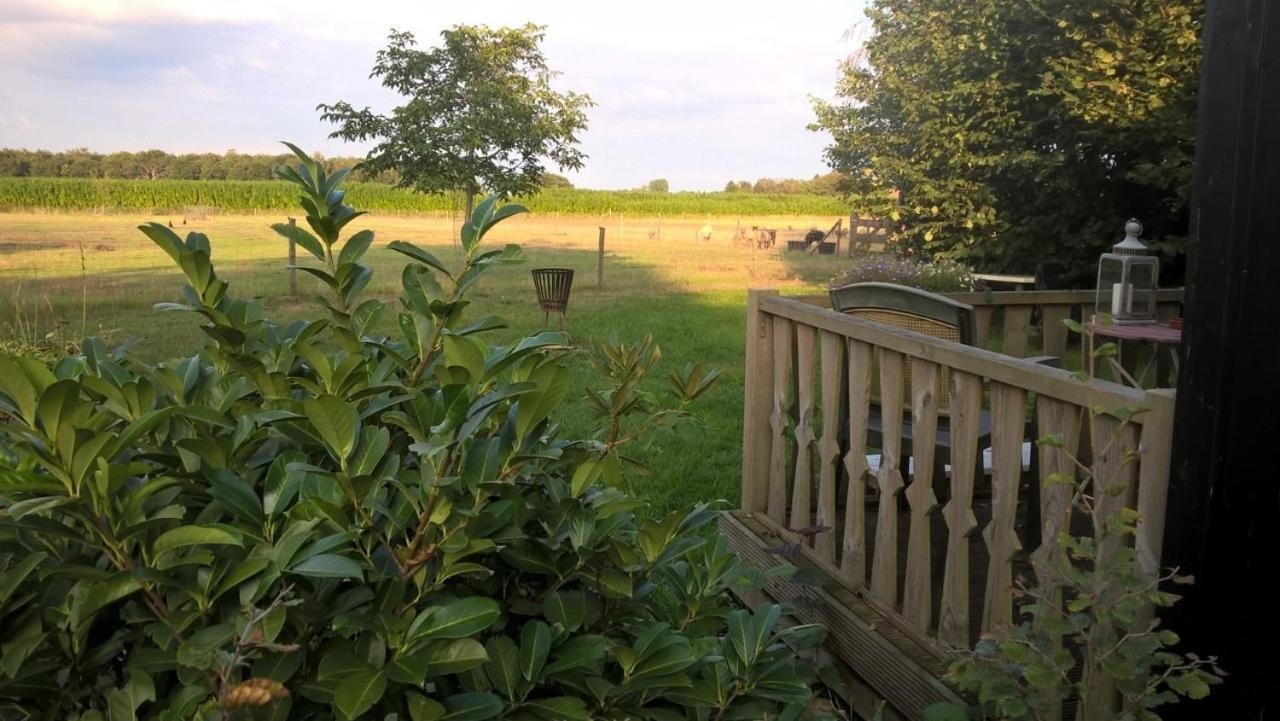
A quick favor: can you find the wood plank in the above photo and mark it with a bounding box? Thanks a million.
[721,512,966,720]
[1030,397,1083,721]
[937,370,982,648]
[1081,412,1139,721]
[982,382,1026,632]
[902,359,941,633]
[804,289,1184,312]
[1136,389,1176,580]
[1090,413,1139,567]
[816,331,844,561]
[758,296,1146,411]
[741,290,779,513]
[755,510,946,657]
[842,339,874,584]
[871,348,906,608]
[974,306,994,349]
[790,324,817,533]
[944,288,1184,307]
[1041,305,1071,359]
[1030,398,1083,595]
[1003,306,1033,357]
[768,316,793,522]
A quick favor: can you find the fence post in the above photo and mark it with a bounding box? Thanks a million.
[287,217,298,296]
[1136,388,1177,581]
[741,289,779,513]
[597,227,605,288]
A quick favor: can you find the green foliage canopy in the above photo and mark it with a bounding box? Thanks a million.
[0,148,383,182]
[645,179,669,194]
[320,25,594,217]
[813,1,1202,281]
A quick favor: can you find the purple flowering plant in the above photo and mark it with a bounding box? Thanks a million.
[830,253,976,293]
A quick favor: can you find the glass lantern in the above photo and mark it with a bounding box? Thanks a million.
[1095,218,1159,324]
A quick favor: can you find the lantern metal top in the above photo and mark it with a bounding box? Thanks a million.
[1113,218,1148,256]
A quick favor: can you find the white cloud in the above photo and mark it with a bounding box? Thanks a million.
[0,0,865,189]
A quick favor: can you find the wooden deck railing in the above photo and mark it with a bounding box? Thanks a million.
[730,290,1178,718]
[792,288,1185,359]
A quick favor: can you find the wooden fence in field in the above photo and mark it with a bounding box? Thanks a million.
[720,290,1180,720]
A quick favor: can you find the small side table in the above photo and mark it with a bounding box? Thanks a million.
[1087,318,1183,387]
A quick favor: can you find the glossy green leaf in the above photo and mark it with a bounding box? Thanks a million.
[518,621,551,681]
[484,636,521,701]
[303,395,360,463]
[290,553,363,580]
[272,222,326,262]
[423,638,489,676]
[439,692,503,721]
[151,525,242,559]
[334,668,386,720]
[410,597,500,642]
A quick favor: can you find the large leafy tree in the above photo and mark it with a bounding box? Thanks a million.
[813,1,1201,282]
[320,25,593,221]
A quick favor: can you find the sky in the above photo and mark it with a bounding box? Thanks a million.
[0,0,867,191]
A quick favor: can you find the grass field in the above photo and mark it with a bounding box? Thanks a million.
[1,209,858,514]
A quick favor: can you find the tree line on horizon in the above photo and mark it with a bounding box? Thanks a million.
[0,147,846,196]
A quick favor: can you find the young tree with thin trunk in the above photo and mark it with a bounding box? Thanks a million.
[319,24,593,221]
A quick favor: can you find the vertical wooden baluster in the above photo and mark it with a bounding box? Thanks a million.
[937,370,981,648]
[982,382,1026,632]
[816,331,843,561]
[842,339,873,585]
[1030,397,1082,721]
[1135,389,1177,582]
[1004,306,1033,357]
[974,307,994,349]
[740,291,777,514]
[790,325,817,533]
[767,318,793,522]
[903,360,940,632]
[1080,412,1139,721]
[870,348,906,607]
[1030,399,1082,595]
[1041,305,1070,358]
[1090,414,1139,568]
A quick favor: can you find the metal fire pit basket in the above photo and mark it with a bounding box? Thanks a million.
[531,268,575,328]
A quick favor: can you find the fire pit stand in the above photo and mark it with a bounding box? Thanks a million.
[531,268,575,329]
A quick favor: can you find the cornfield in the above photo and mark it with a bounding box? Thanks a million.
[0,178,849,216]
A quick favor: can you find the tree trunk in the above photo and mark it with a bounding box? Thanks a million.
[464,184,476,224]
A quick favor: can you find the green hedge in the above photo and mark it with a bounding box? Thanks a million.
[0,177,849,216]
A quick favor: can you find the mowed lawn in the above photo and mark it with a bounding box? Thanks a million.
[0,210,855,514]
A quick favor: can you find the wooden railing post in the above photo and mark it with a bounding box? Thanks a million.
[741,289,778,514]
[1136,388,1177,580]
[1041,304,1070,358]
